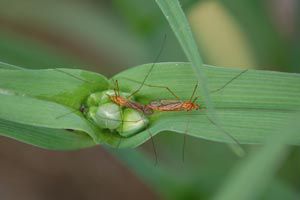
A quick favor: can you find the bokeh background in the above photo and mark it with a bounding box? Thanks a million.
[0,0,299,199]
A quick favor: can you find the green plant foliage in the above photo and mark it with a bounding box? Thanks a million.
[154,0,210,102]
[154,0,232,156]
[214,114,300,200]
[1,61,299,150]
[0,61,96,150]
[0,118,94,150]
[0,64,108,149]
[114,62,300,146]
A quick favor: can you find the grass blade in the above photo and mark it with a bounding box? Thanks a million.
[0,118,94,150]
[154,0,227,148]
[213,113,300,200]
[114,62,300,147]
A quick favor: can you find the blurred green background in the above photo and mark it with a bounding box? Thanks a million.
[0,0,299,199]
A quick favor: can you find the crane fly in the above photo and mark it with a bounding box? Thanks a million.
[109,79,153,115]
[146,82,201,112]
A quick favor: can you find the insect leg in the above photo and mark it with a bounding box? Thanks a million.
[147,126,158,165]
[210,69,248,94]
[120,78,180,100]
[55,109,81,119]
[206,115,245,155]
[128,35,167,99]
[116,98,125,149]
[54,68,93,84]
[182,117,191,162]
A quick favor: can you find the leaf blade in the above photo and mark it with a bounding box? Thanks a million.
[213,113,300,200]
[0,118,95,150]
[113,62,300,147]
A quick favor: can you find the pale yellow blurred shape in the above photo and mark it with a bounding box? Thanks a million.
[189,1,256,68]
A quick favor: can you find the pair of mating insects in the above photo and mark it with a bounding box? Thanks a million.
[108,65,247,162]
[109,78,201,116]
[109,64,247,120]
[60,64,248,163]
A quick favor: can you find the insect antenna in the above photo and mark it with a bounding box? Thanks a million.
[189,82,198,101]
[120,78,180,99]
[115,80,121,96]
[128,34,167,99]
[192,96,199,104]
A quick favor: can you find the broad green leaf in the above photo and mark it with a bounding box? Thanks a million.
[0,118,94,150]
[0,68,108,108]
[0,94,98,140]
[1,62,300,149]
[0,68,112,147]
[0,62,96,149]
[113,63,300,146]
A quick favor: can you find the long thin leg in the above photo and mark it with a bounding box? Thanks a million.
[182,116,191,162]
[120,77,180,100]
[148,128,158,166]
[109,78,124,148]
[117,102,124,149]
[55,109,80,119]
[210,69,248,94]
[206,116,244,154]
[128,35,167,98]
[54,68,93,84]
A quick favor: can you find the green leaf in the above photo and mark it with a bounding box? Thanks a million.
[113,62,300,147]
[0,68,108,108]
[0,62,97,149]
[1,62,299,149]
[0,67,112,148]
[0,118,94,150]
[213,113,300,200]
[0,94,97,139]
[154,0,223,148]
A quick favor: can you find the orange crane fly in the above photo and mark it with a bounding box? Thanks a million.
[146,82,201,112]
